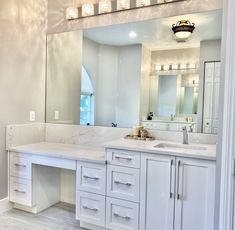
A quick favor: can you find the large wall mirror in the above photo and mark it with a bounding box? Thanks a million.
[46,9,222,134]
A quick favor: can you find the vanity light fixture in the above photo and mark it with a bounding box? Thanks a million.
[136,0,151,7]
[99,0,112,14]
[65,6,79,20]
[82,3,95,17]
[117,0,130,10]
[65,0,187,21]
[172,20,195,39]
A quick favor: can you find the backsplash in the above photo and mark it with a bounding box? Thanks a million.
[6,123,217,150]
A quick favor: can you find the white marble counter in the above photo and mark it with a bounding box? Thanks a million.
[9,142,106,164]
[103,138,216,160]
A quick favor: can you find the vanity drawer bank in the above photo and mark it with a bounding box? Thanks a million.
[8,140,216,230]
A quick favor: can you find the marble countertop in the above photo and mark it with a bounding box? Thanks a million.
[9,142,106,164]
[142,119,196,124]
[103,138,216,160]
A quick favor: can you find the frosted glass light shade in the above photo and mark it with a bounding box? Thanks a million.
[117,0,130,10]
[99,0,112,13]
[175,31,192,39]
[65,7,79,20]
[136,0,151,7]
[82,3,94,16]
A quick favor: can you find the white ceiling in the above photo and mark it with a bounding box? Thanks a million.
[84,10,222,51]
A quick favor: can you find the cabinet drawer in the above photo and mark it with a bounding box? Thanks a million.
[10,152,32,180]
[9,177,32,207]
[77,162,106,195]
[107,149,140,168]
[107,165,140,202]
[106,197,139,230]
[76,191,105,227]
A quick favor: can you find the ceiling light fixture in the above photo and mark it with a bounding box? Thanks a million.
[172,20,195,39]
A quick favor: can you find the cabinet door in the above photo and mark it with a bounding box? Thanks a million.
[140,153,175,230]
[174,158,215,230]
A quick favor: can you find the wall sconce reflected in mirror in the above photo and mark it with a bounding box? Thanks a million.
[117,0,130,10]
[99,0,112,13]
[82,3,95,17]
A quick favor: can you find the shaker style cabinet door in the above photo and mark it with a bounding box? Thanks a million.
[140,153,175,230]
[174,157,216,230]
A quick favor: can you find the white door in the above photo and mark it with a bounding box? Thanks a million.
[203,61,221,134]
[212,62,221,134]
[203,62,214,133]
[140,153,175,230]
[174,157,216,230]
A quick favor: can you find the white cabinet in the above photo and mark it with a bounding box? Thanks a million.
[174,158,215,230]
[76,191,106,227]
[140,154,175,230]
[140,153,215,230]
[106,149,140,168]
[106,197,139,230]
[77,162,106,195]
[107,165,140,202]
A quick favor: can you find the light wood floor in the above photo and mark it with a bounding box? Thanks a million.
[0,203,85,230]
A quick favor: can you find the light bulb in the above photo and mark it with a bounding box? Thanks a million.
[99,0,112,14]
[65,7,79,20]
[117,0,130,10]
[82,3,94,17]
[136,0,151,7]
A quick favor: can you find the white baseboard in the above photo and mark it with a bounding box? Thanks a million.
[0,197,12,214]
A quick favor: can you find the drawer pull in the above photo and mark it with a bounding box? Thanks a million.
[115,155,132,161]
[14,163,27,168]
[113,213,131,220]
[114,180,132,186]
[14,189,26,194]
[82,205,98,212]
[83,175,99,180]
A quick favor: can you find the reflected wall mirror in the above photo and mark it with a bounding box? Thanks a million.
[46,9,222,134]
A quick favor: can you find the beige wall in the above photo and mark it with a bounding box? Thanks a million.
[46,31,83,124]
[0,0,47,199]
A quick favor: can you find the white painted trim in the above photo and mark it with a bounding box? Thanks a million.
[218,0,235,229]
[0,198,12,214]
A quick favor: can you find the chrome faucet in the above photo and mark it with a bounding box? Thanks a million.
[182,126,188,144]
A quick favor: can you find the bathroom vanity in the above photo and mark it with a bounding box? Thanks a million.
[8,139,216,230]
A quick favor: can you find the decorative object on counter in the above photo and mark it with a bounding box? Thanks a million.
[147,112,154,120]
[65,0,187,20]
[125,126,155,141]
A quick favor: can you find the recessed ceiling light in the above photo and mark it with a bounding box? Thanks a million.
[129,31,137,38]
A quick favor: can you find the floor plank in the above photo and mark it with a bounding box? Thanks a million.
[0,203,85,230]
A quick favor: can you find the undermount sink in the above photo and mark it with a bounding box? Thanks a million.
[154,143,207,151]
